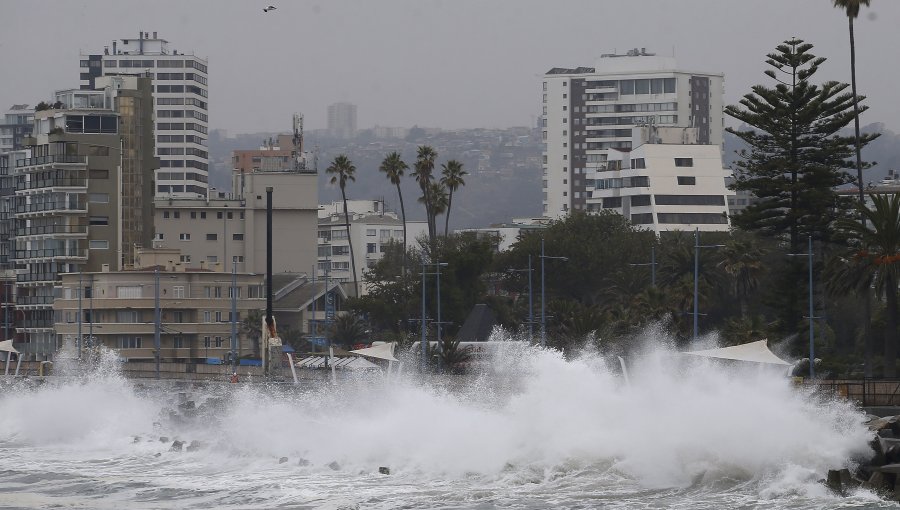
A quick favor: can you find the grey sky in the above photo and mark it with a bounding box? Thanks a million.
[1,0,897,133]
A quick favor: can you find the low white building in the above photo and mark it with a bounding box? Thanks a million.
[456,218,549,252]
[317,200,427,294]
[585,126,732,234]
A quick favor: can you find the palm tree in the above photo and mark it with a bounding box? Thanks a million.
[829,194,900,377]
[326,155,359,297]
[833,0,870,209]
[240,309,265,358]
[440,160,467,236]
[411,146,438,247]
[717,236,765,318]
[328,313,367,349]
[379,152,409,271]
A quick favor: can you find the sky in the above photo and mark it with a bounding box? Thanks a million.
[1,0,898,134]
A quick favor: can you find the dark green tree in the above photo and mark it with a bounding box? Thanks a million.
[828,194,900,377]
[725,38,877,251]
[379,152,410,274]
[328,313,368,349]
[440,159,467,236]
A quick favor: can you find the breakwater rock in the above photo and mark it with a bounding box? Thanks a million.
[832,415,900,499]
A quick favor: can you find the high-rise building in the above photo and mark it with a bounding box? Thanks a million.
[80,31,209,198]
[541,49,724,218]
[10,77,156,358]
[327,102,357,139]
[0,105,34,152]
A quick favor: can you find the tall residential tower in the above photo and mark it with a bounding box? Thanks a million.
[80,31,209,198]
[541,49,724,218]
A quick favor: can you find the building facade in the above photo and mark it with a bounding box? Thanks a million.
[327,102,357,139]
[53,257,264,363]
[587,126,732,234]
[317,200,427,293]
[80,31,209,198]
[0,105,34,152]
[12,78,157,358]
[541,49,724,218]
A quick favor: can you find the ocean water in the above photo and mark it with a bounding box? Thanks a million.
[0,334,892,509]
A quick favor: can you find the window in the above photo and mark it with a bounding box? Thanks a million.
[631,158,646,169]
[366,229,376,236]
[173,286,185,298]
[204,336,211,348]
[217,212,223,219]
[214,287,222,298]
[173,211,180,219]
[631,213,654,225]
[200,212,207,219]
[163,211,170,219]
[174,337,184,349]
[203,311,211,323]
[172,311,185,323]
[215,337,224,348]
[655,195,725,206]
[674,158,694,167]
[117,310,139,323]
[89,240,108,249]
[367,243,377,254]
[603,197,622,209]
[677,176,697,185]
[208,256,218,263]
[631,195,652,207]
[227,212,233,220]
[117,286,142,298]
[231,233,244,241]
[180,255,191,262]
[206,234,217,241]
[215,311,223,322]
[657,213,728,225]
[179,233,191,241]
[118,336,142,349]
[88,193,109,203]
[190,212,197,219]
[89,169,109,179]
[89,216,109,226]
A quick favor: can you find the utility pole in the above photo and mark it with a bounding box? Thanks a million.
[154,267,160,380]
[230,257,237,372]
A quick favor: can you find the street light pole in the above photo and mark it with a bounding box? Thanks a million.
[154,266,160,380]
[539,238,568,348]
[528,254,533,342]
[629,245,657,288]
[693,229,725,342]
[788,235,816,378]
[77,272,82,359]
[420,260,427,372]
[230,257,237,371]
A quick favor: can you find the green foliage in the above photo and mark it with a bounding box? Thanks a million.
[725,38,877,250]
[328,313,368,349]
[326,154,359,295]
[440,159,467,236]
[240,309,264,357]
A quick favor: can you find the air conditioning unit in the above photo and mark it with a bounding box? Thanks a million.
[101,264,110,272]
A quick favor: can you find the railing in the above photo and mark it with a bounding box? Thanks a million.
[16,272,60,283]
[15,202,87,214]
[14,248,87,260]
[814,379,900,407]
[15,224,88,236]
[15,295,54,306]
[16,178,87,191]
[15,155,86,167]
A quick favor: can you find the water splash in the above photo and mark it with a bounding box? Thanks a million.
[0,330,882,509]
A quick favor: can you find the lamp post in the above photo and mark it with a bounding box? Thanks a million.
[154,266,160,380]
[230,256,238,372]
[693,228,724,342]
[788,235,816,378]
[508,255,534,342]
[540,237,568,348]
[629,245,657,287]
[419,260,448,372]
[77,272,83,359]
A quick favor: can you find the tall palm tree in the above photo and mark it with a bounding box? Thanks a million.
[379,152,409,271]
[326,155,359,297]
[829,194,900,377]
[440,160,467,236]
[834,0,874,377]
[411,146,438,247]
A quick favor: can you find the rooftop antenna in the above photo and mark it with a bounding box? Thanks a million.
[292,113,305,171]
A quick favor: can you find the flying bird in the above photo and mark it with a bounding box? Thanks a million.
[263,5,277,12]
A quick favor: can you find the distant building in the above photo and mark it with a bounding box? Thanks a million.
[541,49,725,218]
[456,218,549,252]
[232,135,295,174]
[327,102,357,139]
[80,31,209,198]
[317,200,427,294]
[0,105,34,152]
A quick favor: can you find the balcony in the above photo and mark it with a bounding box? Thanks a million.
[16,178,88,192]
[16,272,60,284]
[15,224,88,237]
[14,248,88,261]
[15,201,87,216]
[16,295,54,306]
[15,155,86,168]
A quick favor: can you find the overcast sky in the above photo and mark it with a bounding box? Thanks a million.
[1,0,897,134]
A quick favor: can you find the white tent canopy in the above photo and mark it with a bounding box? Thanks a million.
[350,342,398,362]
[683,339,792,366]
[0,340,18,354]
[295,356,380,370]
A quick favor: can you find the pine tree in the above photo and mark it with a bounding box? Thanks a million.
[726,38,877,252]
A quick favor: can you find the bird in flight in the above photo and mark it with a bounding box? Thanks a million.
[263,5,277,12]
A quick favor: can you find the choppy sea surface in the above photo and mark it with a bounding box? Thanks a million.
[0,335,894,509]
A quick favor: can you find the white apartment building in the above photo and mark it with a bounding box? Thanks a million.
[317,200,427,294]
[327,102,357,139]
[586,126,732,234]
[542,49,724,218]
[0,105,34,152]
[80,31,209,198]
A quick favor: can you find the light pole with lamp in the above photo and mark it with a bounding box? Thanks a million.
[508,255,534,342]
[230,256,238,372]
[540,237,568,348]
[788,235,816,378]
[154,266,161,379]
[419,260,448,372]
[693,228,725,342]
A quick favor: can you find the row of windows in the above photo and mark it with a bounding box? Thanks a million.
[157,184,207,195]
[157,171,207,182]
[630,212,727,225]
[64,115,118,134]
[593,176,650,189]
[103,59,206,72]
[155,85,208,98]
[157,110,208,122]
[156,97,207,109]
[157,122,208,134]
[577,115,678,127]
[157,134,206,145]
[620,78,677,95]
[162,210,244,220]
